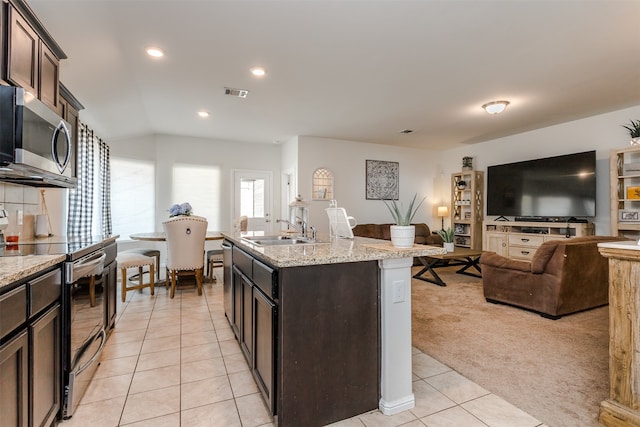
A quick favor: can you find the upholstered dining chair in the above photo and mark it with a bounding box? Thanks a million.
[163,215,208,298]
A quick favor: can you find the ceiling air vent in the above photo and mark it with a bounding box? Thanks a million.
[225,87,249,98]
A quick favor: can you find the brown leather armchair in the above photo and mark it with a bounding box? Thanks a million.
[480,236,627,319]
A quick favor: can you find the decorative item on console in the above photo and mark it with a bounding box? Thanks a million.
[168,202,192,217]
[437,227,455,252]
[622,119,640,146]
[462,156,473,171]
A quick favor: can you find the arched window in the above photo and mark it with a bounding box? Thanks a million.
[312,168,334,200]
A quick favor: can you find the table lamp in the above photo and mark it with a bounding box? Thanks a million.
[437,205,448,230]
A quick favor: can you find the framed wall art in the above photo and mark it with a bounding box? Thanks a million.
[366,160,399,200]
[619,210,640,222]
[628,186,640,200]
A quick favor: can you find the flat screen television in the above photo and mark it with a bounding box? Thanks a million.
[486,150,596,219]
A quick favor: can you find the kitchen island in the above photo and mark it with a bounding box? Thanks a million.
[222,232,446,426]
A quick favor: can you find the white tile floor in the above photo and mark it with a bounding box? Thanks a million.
[59,272,548,427]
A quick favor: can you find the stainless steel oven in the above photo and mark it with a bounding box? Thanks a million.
[0,237,109,421]
[62,247,106,419]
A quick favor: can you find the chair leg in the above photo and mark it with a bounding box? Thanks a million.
[196,268,203,296]
[170,270,177,299]
[149,265,155,296]
[121,268,127,302]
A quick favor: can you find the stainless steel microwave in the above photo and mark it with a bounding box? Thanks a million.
[0,85,76,188]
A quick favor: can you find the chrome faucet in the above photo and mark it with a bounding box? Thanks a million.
[277,218,312,240]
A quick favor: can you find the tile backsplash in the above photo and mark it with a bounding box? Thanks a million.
[1,183,67,239]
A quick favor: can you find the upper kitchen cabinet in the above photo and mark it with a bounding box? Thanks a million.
[3,0,67,114]
[60,82,84,148]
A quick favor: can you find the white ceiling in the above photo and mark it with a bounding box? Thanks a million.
[28,0,640,150]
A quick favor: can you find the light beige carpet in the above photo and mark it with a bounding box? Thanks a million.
[411,265,608,427]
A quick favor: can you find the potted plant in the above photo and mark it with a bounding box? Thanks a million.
[383,193,426,248]
[436,227,455,252]
[622,120,640,146]
[456,180,467,190]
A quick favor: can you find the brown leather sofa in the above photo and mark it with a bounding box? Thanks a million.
[352,223,444,246]
[352,224,444,265]
[480,236,627,319]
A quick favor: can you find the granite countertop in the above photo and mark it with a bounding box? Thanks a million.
[0,254,66,289]
[223,231,447,268]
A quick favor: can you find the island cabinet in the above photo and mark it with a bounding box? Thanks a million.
[227,244,380,426]
[0,265,62,427]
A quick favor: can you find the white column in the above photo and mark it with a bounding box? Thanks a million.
[378,256,415,415]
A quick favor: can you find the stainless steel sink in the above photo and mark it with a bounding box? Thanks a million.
[241,235,317,246]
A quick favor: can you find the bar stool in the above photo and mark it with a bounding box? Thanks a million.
[206,249,223,281]
[117,252,155,302]
[120,248,160,281]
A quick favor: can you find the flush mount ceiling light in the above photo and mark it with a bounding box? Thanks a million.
[146,47,164,58]
[482,100,510,114]
[250,66,267,77]
[197,111,210,118]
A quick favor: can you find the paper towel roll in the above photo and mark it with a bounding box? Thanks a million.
[35,214,49,237]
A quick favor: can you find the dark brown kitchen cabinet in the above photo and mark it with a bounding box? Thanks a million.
[252,285,275,412]
[5,5,38,95]
[225,242,380,426]
[4,0,66,113]
[0,266,62,427]
[241,274,253,361]
[31,305,61,427]
[229,245,277,414]
[0,331,28,427]
[59,83,83,149]
[38,42,59,113]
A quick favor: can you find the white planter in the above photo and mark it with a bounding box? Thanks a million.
[443,242,455,252]
[631,137,640,146]
[390,225,415,248]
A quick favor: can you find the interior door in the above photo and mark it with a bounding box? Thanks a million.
[233,170,272,233]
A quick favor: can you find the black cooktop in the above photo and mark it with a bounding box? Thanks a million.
[0,236,104,259]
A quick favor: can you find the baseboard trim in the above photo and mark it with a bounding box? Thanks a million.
[379,394,415,415]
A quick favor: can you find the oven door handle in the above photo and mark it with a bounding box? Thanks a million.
[66,251,106,284]
[72,328,107,376]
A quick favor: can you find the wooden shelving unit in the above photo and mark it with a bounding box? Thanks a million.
[451,170,484,250]
[611,146,640,241]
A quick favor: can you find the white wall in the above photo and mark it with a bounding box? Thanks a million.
[438,105,640,234]
[108,104,640,246]
[110,133,281,233]
[297,136,442,234]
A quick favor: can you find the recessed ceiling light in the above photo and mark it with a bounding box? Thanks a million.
[250,66,267,77]
[482,100,510,114]
[146,47,164,58]
[197,111,210,118]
